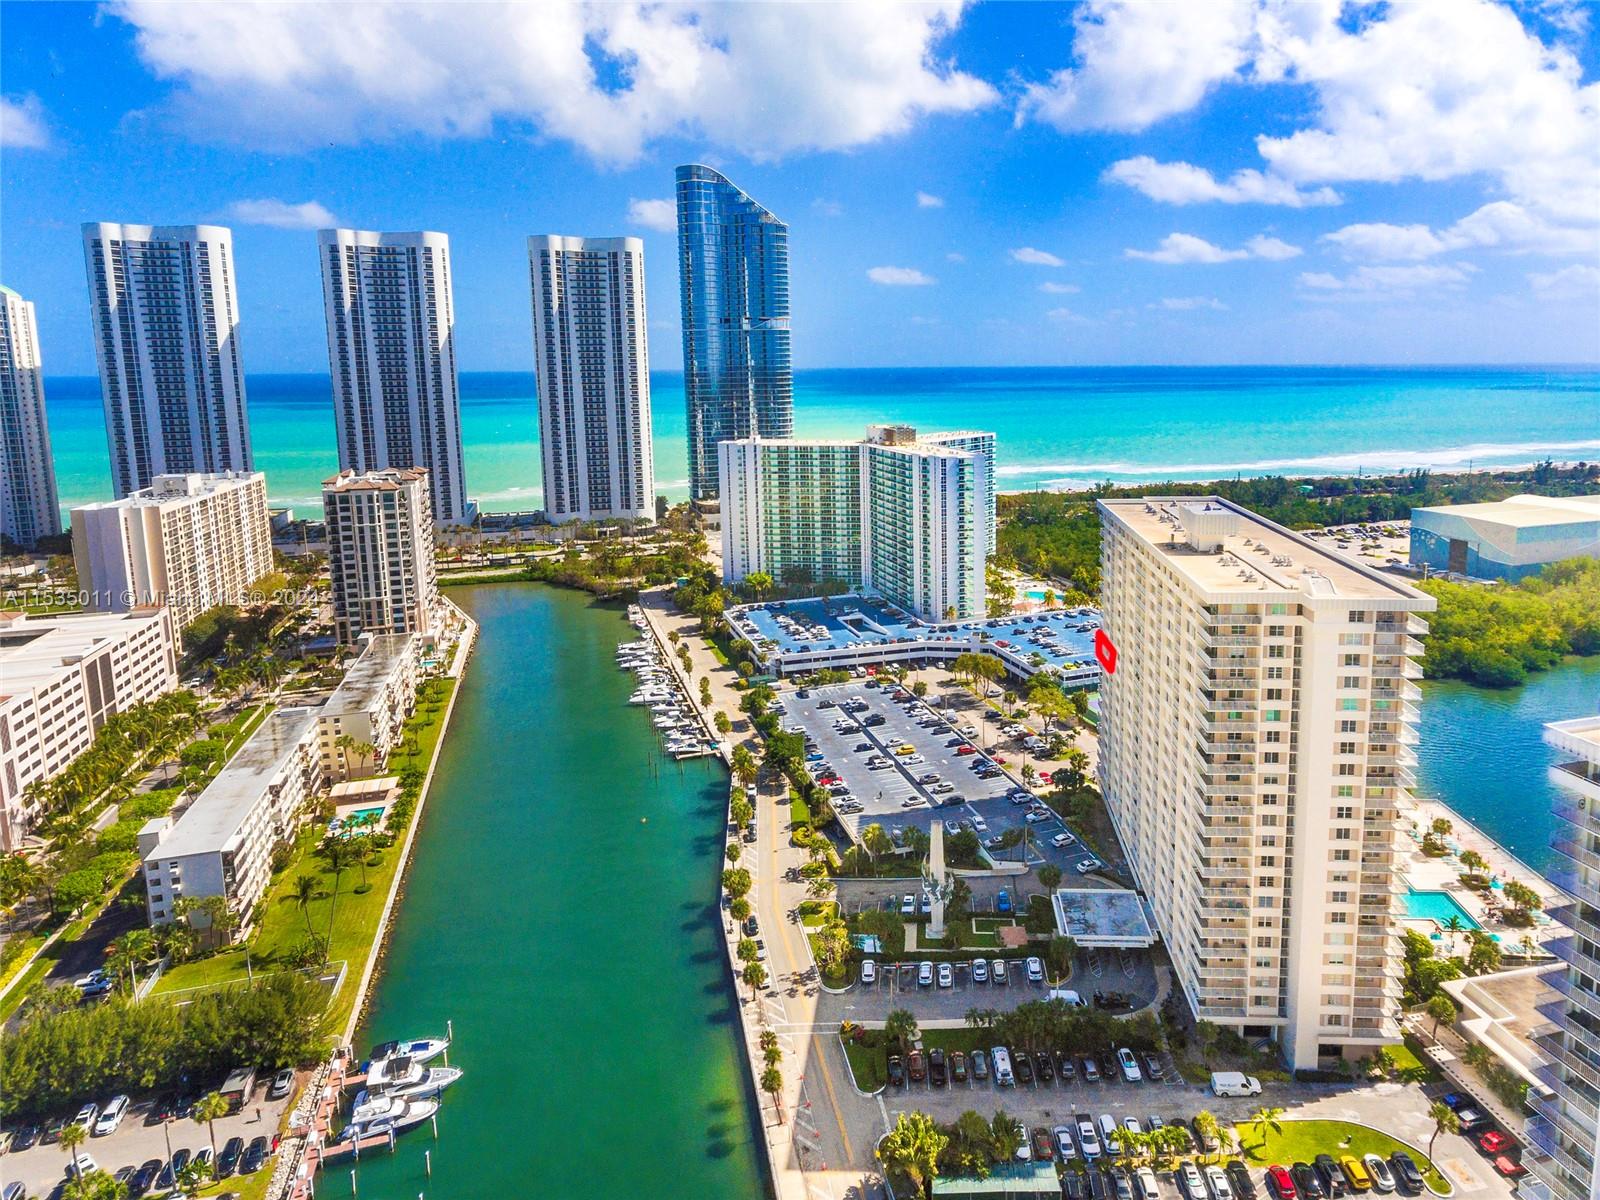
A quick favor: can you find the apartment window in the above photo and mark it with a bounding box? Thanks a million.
[1338,741,1357,754]
[1268,625,1286,637]
[1337,764,1357,776]
[1336,785,1355,797]
[1340,675,1362,688]
[1333,828,1353,840]
[1265,731,1282,743]
[1255,936,1274,948]
[1342,654,1363,667]
[1330,911,1349,924]
[1339,699,1359,711]
[1267,646,1285,659]
[1332,849,1353,862]
[1334,806,1355,819]
[1350,611,1367,623]
[1330,891,1350,904]
[1264,710,1283,722]
[1264,752,1280,763]
[1267,666,1284,680]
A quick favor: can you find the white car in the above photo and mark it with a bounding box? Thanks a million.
[1076,857,1101,874]
[860,959,877,985]
[937,962,953,988]
[918,960,934,986]
[71,1104,99,1130]
[1206,1166,1234,1200]
[92,1096,129,1136]
[1077,1117,1102,1159]
[1136,1167,1162,1200]
[1051,832,1074,848]
[972,959,989,983]
[1025,810,1049,824]
[1053,1124,1077,1161]
[992,958,1008,983]
[901,894,916,915]
[1026,956,1044,982]
[1117,1046,1143,1082]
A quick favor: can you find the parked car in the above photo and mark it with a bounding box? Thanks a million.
[92,1095,130,1136]
[1206,1165,1235,1200]
[1034,1051,1054,1083]
[129,1160,161,1194]
[71,1104,99,1131]
[972,959,989,984]
[1054,1124,1078,1161]
[907,1050,927,1082]
[971,1049,989,1082]
[929,1049,948,1087]
[1026,956,1044,982]
[155,1148,191,1193]
[1015,1053,1034,1086]
[951,1051,968,1083]
[242,1136,269,1174]
[1052,832,1075,848]
[1081,1055,1101,1082]
[1338,1156,1372,1192]
[1313,1154,1348,1198]
[860,959,877,985]
[1266,1166,1297,1200]
[1033,1127,1055,1162]
[218,1137,245,1178]
[11,1124,40,1151]
[1361,1155,1395,1194]
[918,960,933,986]
[1056,1050,1076,1080]
[1387,1153,1424,1195]
[1227,1160,1259,1200]
[1076,857,1102,874]
[1178,1162,1208,1200]
[1098,1113,1121,1156]
[1291,1163,1325,1200]
[996,890,1012,914]
[1077,1114,1102,1160]
[900,894,916,915]
[937,962,953,988]
[887,1056,905,1087]
[1116,1047,1142,1082]
[1143,1052,1166,1081]
[1135,1168,1161,1200]
[992,958,1008,983]
[1476,1130,1515,1155]
[1491,1156,1526,1179]
[1109,1167,1135,1200]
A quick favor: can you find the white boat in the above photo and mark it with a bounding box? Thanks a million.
[364,1056,465,1099]
[339,1094,440,1140]
[366,1036,449,1069]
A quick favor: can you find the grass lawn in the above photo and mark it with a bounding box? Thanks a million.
[789,796,811,827]
[1390,1035,1441,1083]
[153,678,457,1039]
[843,1028,890,1091]
[1235,1120,1451,1192]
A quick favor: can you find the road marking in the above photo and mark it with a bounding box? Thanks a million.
[811,1033,855,1163]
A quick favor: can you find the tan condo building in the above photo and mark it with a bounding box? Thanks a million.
[316,633,418,781]
[71,471,273,629]
[1096,497,1434,1070]
[323,467,440,645]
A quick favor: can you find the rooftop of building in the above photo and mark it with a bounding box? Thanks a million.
[727,426,996,459]
[1413,493,1600,527]
[323,634,414,715]
[145,708,319,861]
[71,471,264,511]
[1441,963,1562,1090]
[1099,496,1435,606]
[1545,714,1600,764]
[323,467,430,491]
[1050,886,1158,948]
[726,595,1099,670]
[0,608,168,697]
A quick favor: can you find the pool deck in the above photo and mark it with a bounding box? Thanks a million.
[1398,792,1564,955]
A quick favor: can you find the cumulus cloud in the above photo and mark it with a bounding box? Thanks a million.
[1026,0,1599,242]
[812,198,844,217]
[1156,296,1228,311]
[1104,156,1339,207]
[1045,306,1093,325]
[1528,264,1600,300]
[1323,202,1596,261]
[1017,0,1257,133]
[1039,282,1080,295]
[227,198,339,229]
[1,94,50,149]
[1011,247,1065,267]
[1299,263,1478,295]
[109,0,997,163]
[1125,232,1299,265]
[916,191,944,208]
[627,197,675,232]
[868,266,936,286]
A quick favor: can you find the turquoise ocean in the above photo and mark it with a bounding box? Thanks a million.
[40,365,1600,515]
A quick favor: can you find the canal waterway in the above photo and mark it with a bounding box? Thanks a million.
[347,584,764,1198]
[1416,654,1600,879]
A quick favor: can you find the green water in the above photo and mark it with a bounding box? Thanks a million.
[346,584,764,1198]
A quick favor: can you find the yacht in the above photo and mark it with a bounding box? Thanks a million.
[366,1036,449,1069]
[363,1056,465,1099]
[338,1094,440,1140]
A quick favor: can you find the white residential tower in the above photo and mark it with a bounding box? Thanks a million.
[0,285,61,548]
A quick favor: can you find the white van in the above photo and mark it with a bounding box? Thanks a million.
[1209,1071,1263,1097]
[990,1046,1015,1086]
[1047,987,1086,1006]
[1098,1113,1122,1156]
[92,1095,130,1136]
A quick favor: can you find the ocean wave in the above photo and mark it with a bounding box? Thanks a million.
[994,438,1600,479]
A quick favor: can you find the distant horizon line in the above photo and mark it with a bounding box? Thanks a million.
[38,361,1600,382]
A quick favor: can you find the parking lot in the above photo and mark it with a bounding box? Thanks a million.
[0,1082,294,1198]
[780,680,1101,878]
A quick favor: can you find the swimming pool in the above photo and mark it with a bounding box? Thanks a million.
[1404,887,1483,930]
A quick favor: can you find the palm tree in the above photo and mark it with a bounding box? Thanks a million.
[878,1111,948,1199]
[1246,1105,1285,1150]
[1425,992,1457,1038]
[293,873,319,935]
[192,1091,230,1164]
[884,1007,920,1054]
[760,1065,784,1123]
[60,1121,87,1180]
[1427,1100,1459,1160]
[335,733,357,779]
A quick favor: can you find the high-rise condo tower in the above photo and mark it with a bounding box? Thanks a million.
[0,285,61,548]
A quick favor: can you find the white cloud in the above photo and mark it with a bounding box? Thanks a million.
[1243,234,1301,261]
[916,191,944,208]
[1124,232,1300,265]
[1298,263,1478,295]
[226,198,339,229]
[1045,306,1092,325]
[1104,156,1339,207]
[1010,247,1065,267]
[1323,202,1597,261]
[867,266,936,286]
[110,0,997,163]
[0,94,50,149]
[1528,264,1600,300]
[812,198,844,217]
[1039,282,1080,295]
[1017,0,1257,133]
[1156,296,1228,311]
[945,252,965,263]
[627,197,675,232]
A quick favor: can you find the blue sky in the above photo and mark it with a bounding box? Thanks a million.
[4,0,1598,374]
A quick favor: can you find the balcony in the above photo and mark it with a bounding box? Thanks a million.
[1552,797,1600,838]
[1548,971,1600,1025]
[1551,761,1600,805]
[1535,1032,1600,1094]
[1552,835,1600,874]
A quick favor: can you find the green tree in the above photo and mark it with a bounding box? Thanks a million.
[1038,863,1063,891]
[1193,1111,1222,1162]
[729,897,751,922]
[722,867,752,899]
[1044,935,1076,982]
[1502,879,1542,920]
[1425,993,1457,1037]
[760,1065,784,1120]
[988,1110,1024,1161]
[878,1111,948,1199]
[1427,1100,1459,1160]
[293,873,319,936]
[884,1007,920,1054]
[63,1169,126,1200]
[1244,1106,1284,1150]
[193,1091,230,1163]
[60,1120,88,1180]
[742,961,768,990]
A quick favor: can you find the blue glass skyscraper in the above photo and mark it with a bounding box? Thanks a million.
[676,165,792,502]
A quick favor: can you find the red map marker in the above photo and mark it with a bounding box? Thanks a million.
[1094,628,1118,675]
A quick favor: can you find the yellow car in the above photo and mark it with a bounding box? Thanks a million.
[895,744,915,755]
[1339,1156,1373,1192]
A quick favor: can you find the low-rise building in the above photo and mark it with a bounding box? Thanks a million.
[316,634,418,781]
[0,608,179,850]
[1410,494,1600,580]
[71,471,273,628]
[139,708,322,933]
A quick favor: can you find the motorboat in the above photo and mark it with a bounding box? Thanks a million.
[366,1036,449,1069]
[363,1056,465,1099]
[337,1094,440,1141]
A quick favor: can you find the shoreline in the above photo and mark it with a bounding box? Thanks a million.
[994,458,1597,497]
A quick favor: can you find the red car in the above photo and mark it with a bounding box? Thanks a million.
[1492,1156,1525,1179]
[955,745,976,756]
[1477,1130,1515,1155]
[1266,1166,1297,1200]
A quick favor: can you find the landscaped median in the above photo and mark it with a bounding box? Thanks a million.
[1234,1120,1452,1194]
